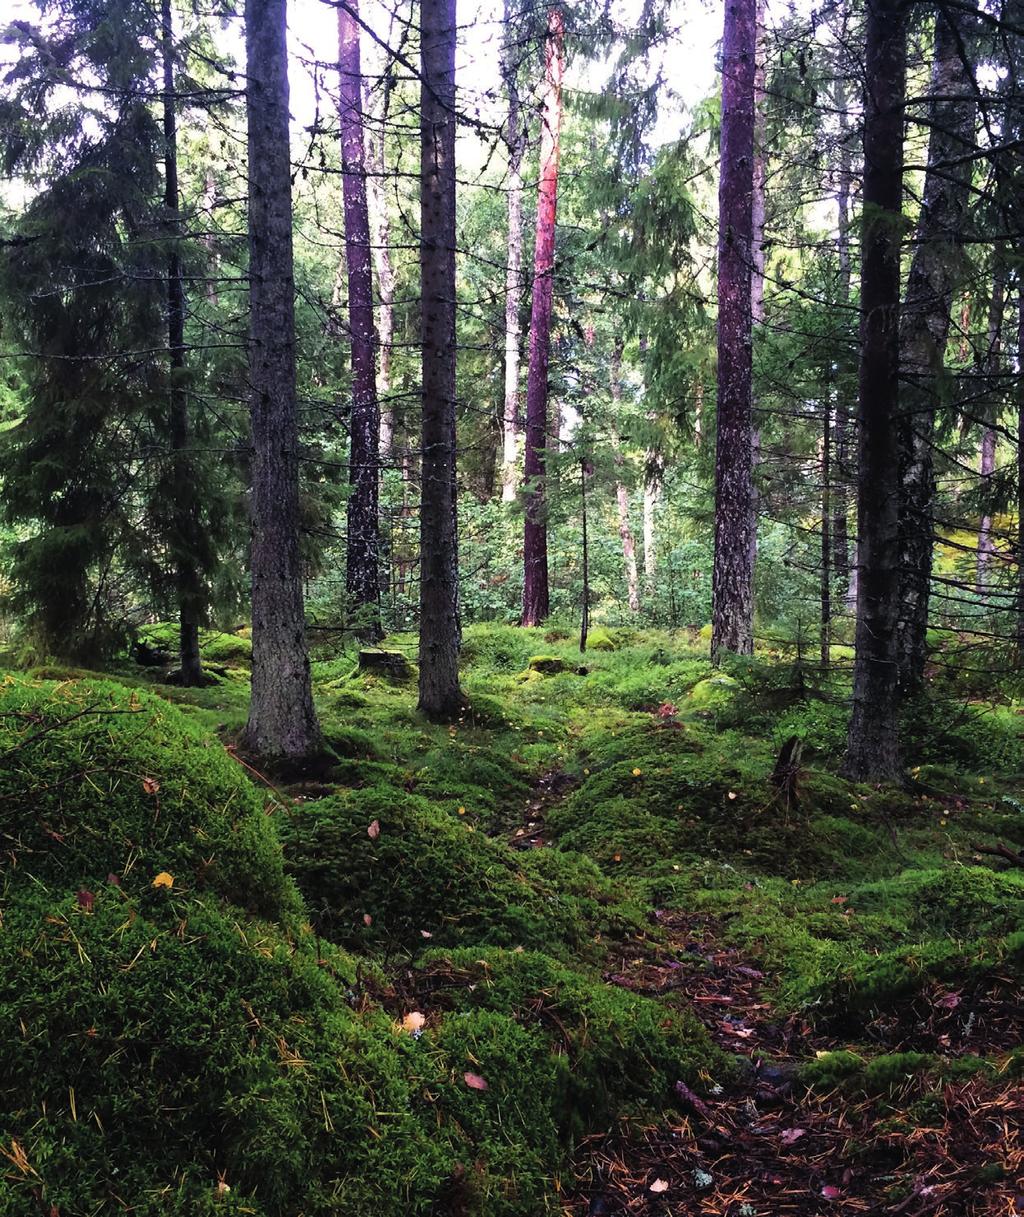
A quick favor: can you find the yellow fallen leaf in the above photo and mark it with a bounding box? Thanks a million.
[401,1011,426,1034]
[152,872,174,889]
[632,768,642,776]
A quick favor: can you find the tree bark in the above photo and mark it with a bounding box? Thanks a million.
[832,57,854,599]
[500,0,527,503]
[842,0,906,782]
[521,4,565,627]
[1017,285,1024,663]
[894,6,976,692]
[418,0,462,719]
[338,0,382,637]
[821,389,832,670]
[242,0,323,765]
[750,0,767,326]
[976,266,1005,597]
[161,0,203,688]
[643,454,663,603]
[711,0,757,660]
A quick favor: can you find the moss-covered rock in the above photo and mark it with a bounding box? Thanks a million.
[585,626,617,652]
[687,674,738,711]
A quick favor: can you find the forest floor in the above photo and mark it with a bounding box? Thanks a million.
[1,622,1023,1215]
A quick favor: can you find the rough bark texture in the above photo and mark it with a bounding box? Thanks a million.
[418,0,462,720]
[894,7,976,692]
[842,0,906,782]
[161,0,203,688]
[976,268,1004,596]
[1017,286,1024,662]
[338,0,382,635]
[832,61,854,599]
[821,390,832,671]
[242,0,322,764]
[521,5,565,627]
[500,0,527,503]
[711,0,757,661]
[643,454,663,601]
[750,0,767,326]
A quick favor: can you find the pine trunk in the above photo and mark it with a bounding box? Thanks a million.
[242,0,323,765]
[161,0,203,688]
[500,0,526,503]
[842,0,906,782]
[832,63,854,596]
[418,0,462,719]
[338,0,382,636]
[1017,286,1024,662]
[521,5,565,626]
[711,0,757,660]
[894,8,976,691]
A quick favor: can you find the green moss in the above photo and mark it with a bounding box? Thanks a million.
[279,788,643,957]
[415,947,724,1121]
[585,626,616,652]
[527,655,570,675]
[0,677,297,920]
[687,674,738,710]
[136,623,252,668]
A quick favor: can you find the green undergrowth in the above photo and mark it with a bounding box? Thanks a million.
[4,625,1024,1212]
[280,786,646,957]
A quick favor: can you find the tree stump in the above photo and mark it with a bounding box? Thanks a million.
[359,650,413,680]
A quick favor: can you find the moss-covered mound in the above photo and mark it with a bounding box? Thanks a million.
[280,787,645,956]
[136,622,253,667]
[0,673,719,1217]
[0,678,296,919]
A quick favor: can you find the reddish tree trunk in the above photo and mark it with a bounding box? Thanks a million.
[521,5,565,627]
[338,0,382,636]
[711,0,757,660]
[842,0,906,782]
[242,0,323,765]
[418,0,462,719]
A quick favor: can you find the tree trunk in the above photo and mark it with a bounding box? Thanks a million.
[1017,286,1024,663]
[832,57,854,598]
[500,0,527,503]
[842,0,906,782]
[521,4,565,627]
[161,0,203,688]
[976,266,1005,597]
[821,393,832,670]
[610,341,640,612]
[711,0,757,660]
[894,6,976,692]
[363,71,397,454]
[643,454,663,603]
[242,0,323,765]
[338,0,382,637]
[750,0,767,326]
[418,0,462,719]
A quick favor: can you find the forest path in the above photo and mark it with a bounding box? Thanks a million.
[562,910,1023,1216]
